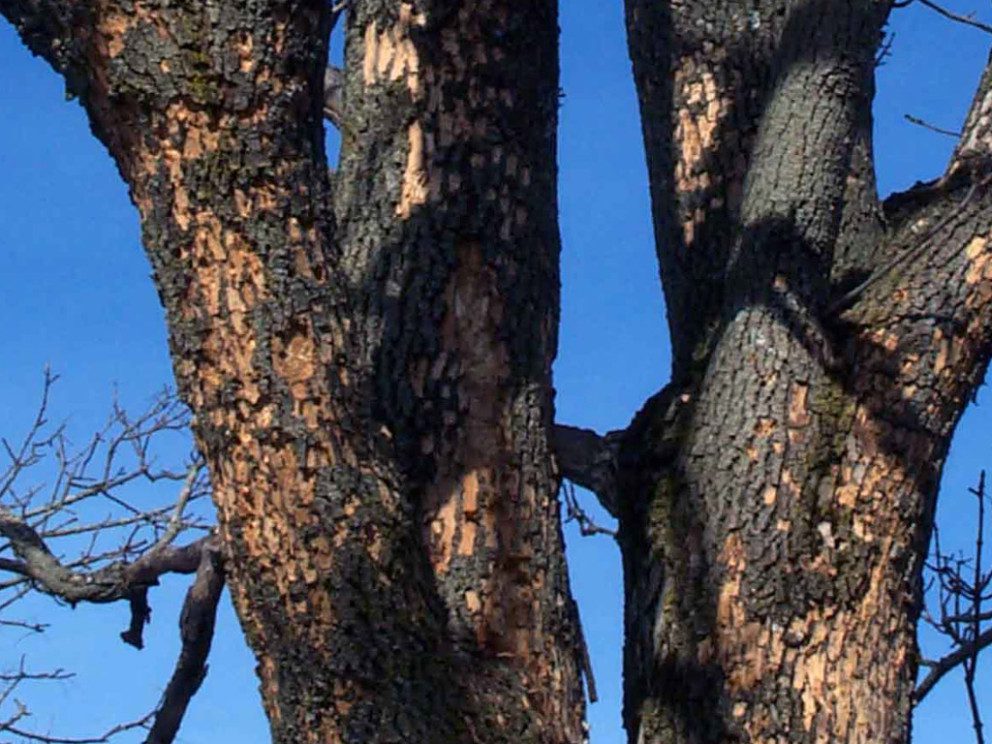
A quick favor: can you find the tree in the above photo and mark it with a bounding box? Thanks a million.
[3,0,992,741]
[0,377,221,743]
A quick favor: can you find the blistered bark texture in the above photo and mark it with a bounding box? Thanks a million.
[10,0,992,739]
[622,2,992,743]
[329,1,584,738]
[0,0,583,741]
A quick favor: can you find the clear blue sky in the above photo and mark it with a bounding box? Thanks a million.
[1,2,990,741]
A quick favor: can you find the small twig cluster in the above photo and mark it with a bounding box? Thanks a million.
[0,370,220,744]
[561,479,616,539]
[918,470,992,744]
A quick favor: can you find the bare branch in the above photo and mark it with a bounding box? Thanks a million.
[875,31,896,67]
[0,618,48,634]
[0,663,69,683]
[1,711,154,743]
[942,609,992,624]
[916,470,992,728]
[905,113,962,139]
[145,539,224,744]
[561,481,616,539]
[0,374,216,740]
[964,471,986,744]
[0,504,210,606]
[897,0,992,36]
[552,424,622,517]
[915,625,992,702]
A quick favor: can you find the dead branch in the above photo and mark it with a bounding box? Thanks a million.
[552,424,622,517]
[895,0,992,36]
[145,538,224,744]
[916,470,992,744]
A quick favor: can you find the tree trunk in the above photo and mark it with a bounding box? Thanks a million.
[621,0,992,742]
[6,0,992,742]
[0,1,583,741]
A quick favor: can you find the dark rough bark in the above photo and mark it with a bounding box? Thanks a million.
[332,9,581,730]
[7,0,992,742]
[621,1,992,742]
[1,0,582,742]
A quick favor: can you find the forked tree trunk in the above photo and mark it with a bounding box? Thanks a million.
[5,0,992,742]
[1,1,583,741]
[620,1,992,742]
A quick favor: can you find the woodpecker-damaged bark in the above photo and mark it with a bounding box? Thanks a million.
[620,1,992,742]
[6,0,992,742]
[2,0,582,741]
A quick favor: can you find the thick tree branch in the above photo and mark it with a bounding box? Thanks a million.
[552,425,621,517]
[0,494,209,645]
[0,450,207,610]
[0,500,211,651]
[830,177,985,314]
[840,52,992,332]
[145,539,224,744]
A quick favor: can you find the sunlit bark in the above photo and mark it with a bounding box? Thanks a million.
[5,0,992,742]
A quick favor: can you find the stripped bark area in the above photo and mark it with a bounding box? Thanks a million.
[620,1,992,742]
[7,0,992,741]
[332,3,583,736]
[1,0,581,741]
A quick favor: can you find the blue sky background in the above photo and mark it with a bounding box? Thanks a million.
[1,2,991,741]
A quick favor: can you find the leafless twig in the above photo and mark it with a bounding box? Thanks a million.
[876,31,896,67]
[905,113,962,138]
[561,480,617,539]
[0,711,154,743]
[0,372,218,743]
[917,471,992,744]
[894,0,992,35]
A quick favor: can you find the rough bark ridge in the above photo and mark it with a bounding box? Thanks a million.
[0,0,583,742]
[8,0,992,741]
[621,0,992,742]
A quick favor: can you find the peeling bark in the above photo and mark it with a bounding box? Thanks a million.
[2,0,581,741]
[7,0,992,742]
[622,2,992,743]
